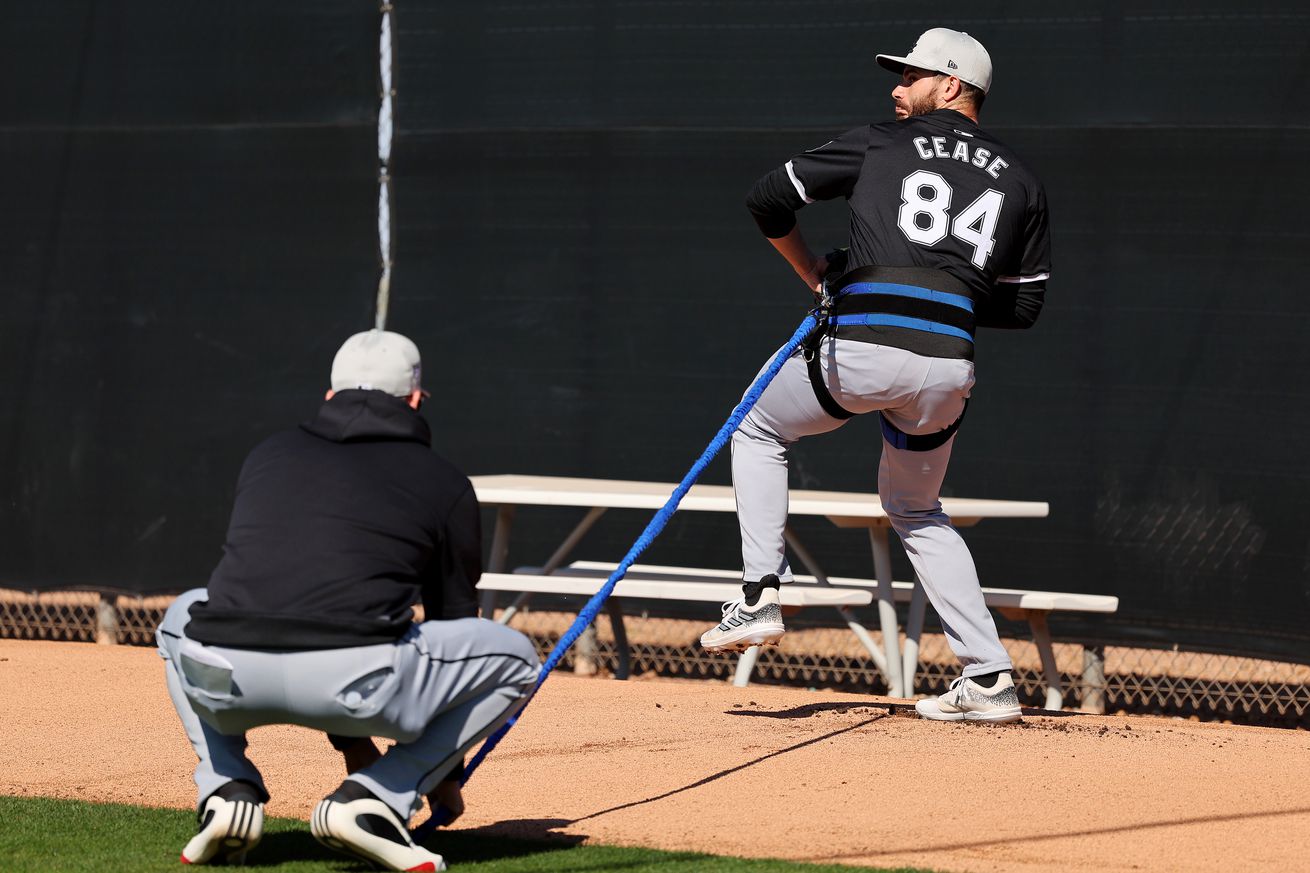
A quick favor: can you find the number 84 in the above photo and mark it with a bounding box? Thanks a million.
[897,170,1004,270]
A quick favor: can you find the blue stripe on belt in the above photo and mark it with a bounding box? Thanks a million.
[837,281,974,313]
[832,313,974,343]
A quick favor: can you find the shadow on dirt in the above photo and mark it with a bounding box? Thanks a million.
[724,701,898,719]
[571,714,888,824]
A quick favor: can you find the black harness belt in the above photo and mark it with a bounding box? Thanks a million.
[803,343,855,420]
[804,264,971,450]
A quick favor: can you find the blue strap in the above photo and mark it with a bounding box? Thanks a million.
[412,314,820,841]
[833,313,974,343]
[879,399,967,452]
[838,281,974,313]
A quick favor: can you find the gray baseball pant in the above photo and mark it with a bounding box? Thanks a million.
[733,337,1013,677]
[157,589,539,819]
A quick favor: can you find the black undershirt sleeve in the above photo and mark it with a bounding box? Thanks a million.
[976,281,1045,329]
[980,181,1050,329]
[745,166,806,239]
[745,127,869,239]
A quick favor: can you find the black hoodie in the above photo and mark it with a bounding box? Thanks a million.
[185,390,481,650]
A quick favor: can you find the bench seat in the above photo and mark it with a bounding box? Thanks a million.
[477,560,1118,709]
[477,572,872,608]
[563,560,1118,614]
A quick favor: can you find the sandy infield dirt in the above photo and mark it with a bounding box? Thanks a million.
[2,638,1307,873]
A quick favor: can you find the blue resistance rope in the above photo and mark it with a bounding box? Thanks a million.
[414,312,818,839]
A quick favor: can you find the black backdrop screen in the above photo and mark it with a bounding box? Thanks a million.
[3,2,1308,661]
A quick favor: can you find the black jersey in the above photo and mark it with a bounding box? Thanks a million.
[747,108,1050,358]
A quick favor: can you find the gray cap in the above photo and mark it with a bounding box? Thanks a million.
[876,28,993,94]
[330,329,423,397]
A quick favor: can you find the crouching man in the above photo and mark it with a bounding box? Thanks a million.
[157,330,538,871]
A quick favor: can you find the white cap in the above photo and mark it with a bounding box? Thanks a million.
[876,28,993,94]
[330,329,423,398]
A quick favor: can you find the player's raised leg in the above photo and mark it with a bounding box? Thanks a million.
[702,347,847,653]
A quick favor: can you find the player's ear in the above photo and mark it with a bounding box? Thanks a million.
[325,389,335,401]
[942,75,963,102]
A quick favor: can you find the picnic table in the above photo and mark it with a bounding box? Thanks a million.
[469,474,1110,705]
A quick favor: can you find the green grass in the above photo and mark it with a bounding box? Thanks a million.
[0,796,935,873]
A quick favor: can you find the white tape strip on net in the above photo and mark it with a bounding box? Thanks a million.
[375,4,395,330]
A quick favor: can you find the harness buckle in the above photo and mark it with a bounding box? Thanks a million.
[803,248,849,362]
[803,278,835,363]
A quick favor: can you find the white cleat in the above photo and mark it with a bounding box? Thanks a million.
[915,673,1023,723]
[312,793,446,872]
[700,586,785,653]
[180,789,264,865]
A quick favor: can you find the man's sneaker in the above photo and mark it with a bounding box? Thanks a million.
[915,673,1023,723]
[180,781,264,865]
[311,780,446,872]
[700,576,785,653]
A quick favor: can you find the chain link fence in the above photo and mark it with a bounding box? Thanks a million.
[507,610,1310,728]
[3,589,1305,728]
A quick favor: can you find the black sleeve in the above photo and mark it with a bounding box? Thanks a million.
[1018,185,1051,278]
[421,484,482,621]
[744,127,870,239]
[993,183,1051,284]
[975,281,1045,329]
[745,166,805,238]
[982,182,1051,329]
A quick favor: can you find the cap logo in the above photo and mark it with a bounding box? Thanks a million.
[947,59,958,69]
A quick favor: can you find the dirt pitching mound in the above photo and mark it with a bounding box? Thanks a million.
[1,639,1306,873]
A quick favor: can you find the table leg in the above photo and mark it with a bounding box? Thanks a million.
[903,581,927,696]
[837,607,889,677]
[542,507,610,677]
[606,600,630,680]
[1027,611,1064,710]
[574,624,599,676]
[1081,645,1107,714]
[869,527,905,698]
[733,646,761,687]
[786,525,893,687]
[541,507,608,574]
[480,505,516,619]
[498,592,530,625]
[783,526,829,583]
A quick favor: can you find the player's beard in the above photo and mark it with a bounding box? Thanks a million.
[899,91,940,120]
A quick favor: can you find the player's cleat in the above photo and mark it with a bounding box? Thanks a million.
[700,577,785,652]
[180,781,264,865]
[915,672,1023,723]
[311,780,447,872]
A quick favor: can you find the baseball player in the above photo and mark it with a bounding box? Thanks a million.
[700,29,1050,723]
[156,330,539,870]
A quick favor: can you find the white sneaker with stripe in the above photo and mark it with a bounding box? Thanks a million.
[699,586,785,652]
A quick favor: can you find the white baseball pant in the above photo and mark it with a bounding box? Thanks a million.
[732,336,1012,676]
